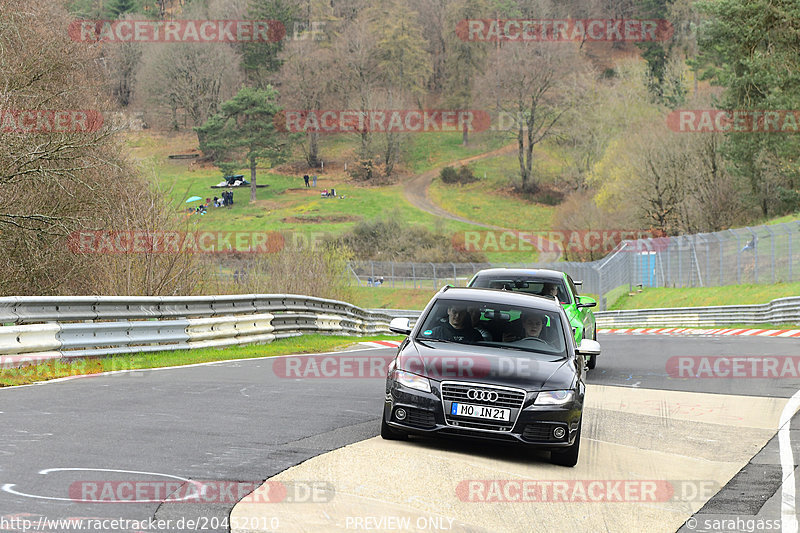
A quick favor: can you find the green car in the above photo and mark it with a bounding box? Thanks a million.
[467,268,600,369]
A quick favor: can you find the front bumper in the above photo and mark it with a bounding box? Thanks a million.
[383,379,582,448]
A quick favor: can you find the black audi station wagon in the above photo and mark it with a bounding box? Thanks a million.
[381,287,600,466]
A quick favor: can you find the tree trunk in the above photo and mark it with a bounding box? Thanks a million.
[250,156,257,203]
[525,110,536,194]
[517,122,527,190]
[308,131,319,167]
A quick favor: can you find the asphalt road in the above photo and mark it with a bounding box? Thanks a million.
[1,335,799,532]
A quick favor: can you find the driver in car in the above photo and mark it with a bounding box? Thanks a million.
[502,311,545,342]
[430,304,483,343]
[541,283,559,300]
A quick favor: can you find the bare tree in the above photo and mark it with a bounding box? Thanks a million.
[478,41,582,193]
[136,42,242,135]
[0,0,206,295]
[278,40,337,167]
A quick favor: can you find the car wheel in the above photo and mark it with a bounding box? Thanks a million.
[550,421,581,467]
[381,416,407,440]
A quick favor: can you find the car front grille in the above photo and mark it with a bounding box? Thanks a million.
[441,383,526,409]
[441,382,526,432]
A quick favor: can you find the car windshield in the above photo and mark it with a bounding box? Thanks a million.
[469,276,570,304]
[415,298,567,356]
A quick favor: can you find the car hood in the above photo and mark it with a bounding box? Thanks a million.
[397,340,576,390]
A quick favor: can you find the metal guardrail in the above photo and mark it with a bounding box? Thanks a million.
[0,295,393,368]
[595,297,800,328]
[371,298,800,330]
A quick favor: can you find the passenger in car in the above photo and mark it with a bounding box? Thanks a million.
[502,311,545,342]
[429,304,482,343]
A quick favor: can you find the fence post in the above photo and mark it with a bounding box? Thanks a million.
[730,229,741,284]
[412,263,416,289]
[788,223,794,282]
[764,225,775,283]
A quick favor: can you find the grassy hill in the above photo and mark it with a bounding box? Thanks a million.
[130,129,556,263]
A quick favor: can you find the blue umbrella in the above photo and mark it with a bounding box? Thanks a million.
[185,196,203,203]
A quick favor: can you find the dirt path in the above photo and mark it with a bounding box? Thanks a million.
[402,142,563,262]
[402,143,518,230]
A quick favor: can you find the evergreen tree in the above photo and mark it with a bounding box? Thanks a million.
[196,87,299,203]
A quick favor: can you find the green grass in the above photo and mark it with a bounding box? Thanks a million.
[131,132,488,245]
[348,287,435,309]
[404,131,510,173]
[0,334,402,387]
[608,282,800,310]
[127,129,572,256]
[764,212,800,225]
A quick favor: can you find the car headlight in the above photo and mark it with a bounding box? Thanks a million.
[534,390,574,406]
[393,370,431,393]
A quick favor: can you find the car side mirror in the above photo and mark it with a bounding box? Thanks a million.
[388,317,412,336]
[576,339,601,356]
[577,296,597,308]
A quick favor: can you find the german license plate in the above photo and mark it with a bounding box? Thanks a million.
[450,402,510,421]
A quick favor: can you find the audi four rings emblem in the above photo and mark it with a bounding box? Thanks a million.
[467,389,498,402]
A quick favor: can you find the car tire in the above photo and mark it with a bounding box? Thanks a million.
[550,421,581,467]
[381,416,407,440]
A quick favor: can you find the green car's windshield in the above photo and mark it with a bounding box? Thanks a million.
[469,276,571,305]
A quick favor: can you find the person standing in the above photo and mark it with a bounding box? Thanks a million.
[303,174,310,187]
[312,175,317,187]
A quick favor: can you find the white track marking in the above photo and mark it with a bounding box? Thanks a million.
[780,391,800,533]
[2,468,204,503]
